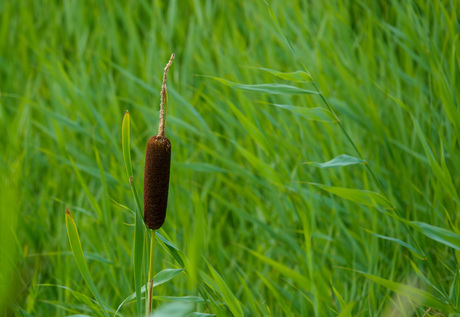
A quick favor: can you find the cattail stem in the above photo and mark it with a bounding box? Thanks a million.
[145,53,175,316]
[147,230,156,315]
[158,53,175,138]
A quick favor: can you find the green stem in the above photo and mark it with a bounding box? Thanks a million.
[147,230,156,316]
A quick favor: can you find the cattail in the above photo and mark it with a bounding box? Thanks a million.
[144,54,175,230]
[144,135,171,229]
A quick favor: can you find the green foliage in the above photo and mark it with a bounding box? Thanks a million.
[1,0,459,316]
[65,209,109,317]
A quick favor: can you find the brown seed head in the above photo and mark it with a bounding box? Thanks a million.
[143,135,171,229]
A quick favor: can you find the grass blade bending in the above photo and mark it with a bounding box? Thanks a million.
[65,207,109,317]
[260,68,312,82]
[210,77,319,95]
[411,222,460,251]
[357,271,455,313]
[205,260,244,317]
[304,154,366,168]
[309,183,394,209]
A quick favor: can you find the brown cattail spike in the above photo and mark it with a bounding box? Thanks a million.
[144,53,174,230]
[144,135,171,229]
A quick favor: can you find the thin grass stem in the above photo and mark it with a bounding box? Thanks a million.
[147,230,156,316]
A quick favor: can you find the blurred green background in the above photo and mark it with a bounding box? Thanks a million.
[0,0,459,316]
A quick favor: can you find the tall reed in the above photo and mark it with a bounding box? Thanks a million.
[144,53,175,315]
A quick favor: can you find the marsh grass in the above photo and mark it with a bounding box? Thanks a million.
[1,0,459,316]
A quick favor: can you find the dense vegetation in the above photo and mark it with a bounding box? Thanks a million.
[1,1,459,316]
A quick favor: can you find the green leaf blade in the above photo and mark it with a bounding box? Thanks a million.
[150,302,193,317]
[65,208,109,317]
[122,111,133,178]
[151,269,184,288]
[365,230,425,259]
[260,68,312,82]
[234,83,318,95]
[121,110,144,317]
[358,271,454,313]
[205,260,244,317]
[152,296,205,303]
[114,269,184,316]
[156,231,185,267]
[210,77,319,95]
[412,222,460,251]
[304,154,365,168]
[310,183,393,209]
[243,247,310,287]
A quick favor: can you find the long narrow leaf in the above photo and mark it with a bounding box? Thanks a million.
[150,303,193,317]
[331,282,355,317]
[65,208,109,317]
[122,111,144,215]
[151,269,184,288]
[38,284,105,314]
[260,68,312,82]
[122,111,144,317]
[122,111,133,178]
[114,269,184,316]
[412,222,460,251]
[205,259,244,317]
[152,296,205,303]
[358,271,454,313]
[304,154,365,168]
[234,83,317,95]
[156,231,185,267]
[310,183,394,209]
[210,77,319,95]
[243,247,310,287]
[365,230,424,259]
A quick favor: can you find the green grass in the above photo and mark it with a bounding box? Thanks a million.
[0,0,459,316]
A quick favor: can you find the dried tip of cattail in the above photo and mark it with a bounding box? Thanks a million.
[143,135,171,230]
[166,53,175,70]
